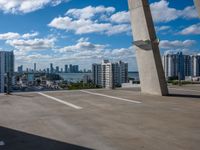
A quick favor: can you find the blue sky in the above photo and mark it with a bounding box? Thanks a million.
[0,0,199,71]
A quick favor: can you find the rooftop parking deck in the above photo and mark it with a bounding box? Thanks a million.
[0,86,200,150]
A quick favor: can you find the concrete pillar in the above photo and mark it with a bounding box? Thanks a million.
[194,0,200,16]
[128,0,168,96]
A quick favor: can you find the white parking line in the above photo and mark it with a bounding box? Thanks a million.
[80,90,142,104]
[38,92,82,110]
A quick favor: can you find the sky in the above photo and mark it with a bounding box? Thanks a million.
[0,0,199,71]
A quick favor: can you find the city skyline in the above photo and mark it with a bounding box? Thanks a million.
[17,63,90,73]
[0,0,199,71]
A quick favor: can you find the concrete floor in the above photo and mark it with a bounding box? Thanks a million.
[0,86,200,150]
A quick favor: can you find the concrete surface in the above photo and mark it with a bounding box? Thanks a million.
[0,86,200,150]
[128,0,168,96]
[194,0,200,16]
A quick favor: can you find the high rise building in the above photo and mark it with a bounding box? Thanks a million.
[17,65,23,73]
[69,64,73,73]
[163,52,200,80]
[0,51,14,93]
[73,65,79,73]
[56,66,59,73]
[92,64,102,87]
[65,65,68,73]
[92,60,128,88]
[47,68,50,74]
[34,63,36,72]
[50,63,54,74]
[191,55,200,76]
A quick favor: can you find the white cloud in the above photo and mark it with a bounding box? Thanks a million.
[57,38,107,53]
[110,11,130,23]
[0,32,20,40]
[0,32,39,40]
[48,6,131,35]
[179,23,200,35]
[106,24,131,35]
[48,16,113,34]
[66,5,115,19]
[6,38,55,51]
[155,26,170,32]
[160,40,196,49]
[0,0,69,14]
[150,0,198,23]
[22,32,39,39]
[56,38,135,61]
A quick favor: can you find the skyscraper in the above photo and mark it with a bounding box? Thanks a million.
[65,65,68,73]
[163,52,200,80]
[191,55,200,77]
[73,65,79,73]
[0,51,14,93]
[56,66,59,73]
[17,65,23,73]
[69,64,73,73]
[92,64,102,87]
[92,60,128,88]
[34,63,36,72]
[50,63,53,74]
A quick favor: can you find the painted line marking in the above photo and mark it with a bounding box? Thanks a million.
[170,88,200,93]
[80,90,142,104]
[38,92,82,110]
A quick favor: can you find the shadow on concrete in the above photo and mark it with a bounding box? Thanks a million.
[8,94,35,98]
[0,126,93,150]
[168,94,200,99]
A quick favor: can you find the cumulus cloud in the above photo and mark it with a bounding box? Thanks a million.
[57,38,107,53]
[55,38,135,61]
[155,26,170,32]
[49,16,112,34]
[179,23,200,35]
[14,37,137,70]
[0,0,69,14]
[6,38,55,51]
[48,6,131,35]
[110,11,130,23]
[0,32,20,40]
[160,40,196,49]
[22,32,39,39]
[66,5,115,19]
[150,0,198,23]
[0,32,39,40]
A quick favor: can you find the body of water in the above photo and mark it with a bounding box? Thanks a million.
[58,72,139,82]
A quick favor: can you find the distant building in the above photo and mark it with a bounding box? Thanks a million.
[0,51,14,93]
[17,65,23,73]
[92,60,128,88]
[34,63,36,72]
[50,63,54,74]
[56,66,59,73]
[163,52,200,80]
[47,68,50,74]
[92,64,102,87]
[69,64,73,73]
[65,65,68,73]
[191,55,200,77]
[73,65,79,73]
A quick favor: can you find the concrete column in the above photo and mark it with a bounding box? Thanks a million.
[194,0,200,16]
[128,0,168,96]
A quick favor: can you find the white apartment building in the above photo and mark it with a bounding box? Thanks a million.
[163,52,200,80]
[92,60,128,88]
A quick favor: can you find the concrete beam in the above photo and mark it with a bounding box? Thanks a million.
[128,0,168,96]
[194,0,200,16]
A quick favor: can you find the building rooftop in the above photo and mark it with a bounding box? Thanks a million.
[0,86,200,150]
